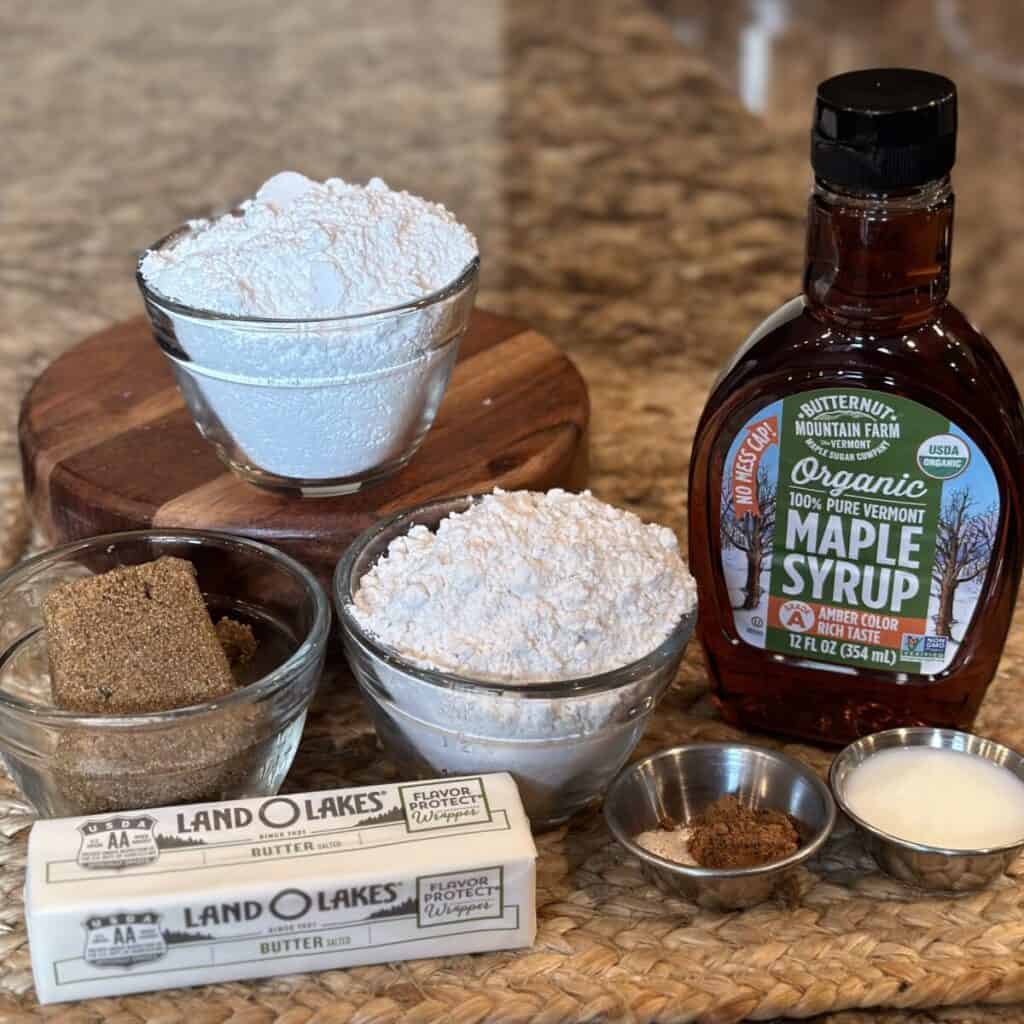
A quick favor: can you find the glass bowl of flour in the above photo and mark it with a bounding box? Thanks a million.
[137,172,479,496]
[334,491,699,830]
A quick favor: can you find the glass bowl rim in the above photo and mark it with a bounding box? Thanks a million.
[137,231,480,327]
[0,528,331,728]
[604,742,837,880]
[829,726,1024,857]
[333,494,698,699]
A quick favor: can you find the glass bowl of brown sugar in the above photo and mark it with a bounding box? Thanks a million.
[0,530,329,819]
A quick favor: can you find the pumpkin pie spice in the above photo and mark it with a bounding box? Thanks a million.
[636,794,800,870]
[689,795,800,869]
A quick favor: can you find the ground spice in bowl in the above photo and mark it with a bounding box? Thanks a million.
[637,795,801,869]
[690,795,800,868]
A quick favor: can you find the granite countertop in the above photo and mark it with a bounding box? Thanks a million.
[3,1,1024,1021]
[5,0,1024,564]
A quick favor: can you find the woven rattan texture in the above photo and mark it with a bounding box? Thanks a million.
[4,379,1024,1023]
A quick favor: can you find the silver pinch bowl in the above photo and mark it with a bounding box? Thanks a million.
[830,727,1024,892]
[604,743,836,910]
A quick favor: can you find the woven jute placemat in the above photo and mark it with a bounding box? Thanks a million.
[3,439,1024,1024]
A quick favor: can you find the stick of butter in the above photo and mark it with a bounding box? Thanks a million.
[25,773,536,1004]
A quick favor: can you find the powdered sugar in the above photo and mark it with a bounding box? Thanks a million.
[140,172,477,317]
[137,173,478,487]
[351,489,697,681]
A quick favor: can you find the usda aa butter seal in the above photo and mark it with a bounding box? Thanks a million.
[83,912,166,967]
[77,815,159,870]
[721,388,999,675]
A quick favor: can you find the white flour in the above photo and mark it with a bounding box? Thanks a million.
[345,490,698,825]
[351,489,697,681]
[139,172,478,483]
[140,172,477,317]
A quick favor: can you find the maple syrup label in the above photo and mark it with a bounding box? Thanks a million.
[721,389,999,674]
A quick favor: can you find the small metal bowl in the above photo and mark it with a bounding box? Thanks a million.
[604,743,836,910]
[830,727,1024,892]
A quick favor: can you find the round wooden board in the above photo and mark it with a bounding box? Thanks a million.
[19,310,589,582]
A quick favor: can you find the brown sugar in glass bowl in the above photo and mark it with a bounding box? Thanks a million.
[0,530,329,818]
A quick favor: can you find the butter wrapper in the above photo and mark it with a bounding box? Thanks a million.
[25,773,536,1004]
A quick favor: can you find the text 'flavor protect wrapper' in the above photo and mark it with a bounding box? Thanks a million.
[25,773,536,1004]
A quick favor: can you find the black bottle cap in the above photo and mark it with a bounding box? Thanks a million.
[812,68,957,189]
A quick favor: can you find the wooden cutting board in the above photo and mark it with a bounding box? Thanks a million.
[19,310,589,582]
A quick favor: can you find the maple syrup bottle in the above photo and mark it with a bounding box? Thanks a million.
[688,69,1024,744]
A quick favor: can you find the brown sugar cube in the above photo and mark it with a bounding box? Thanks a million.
[215,617,258,667]
[42,556,237,714]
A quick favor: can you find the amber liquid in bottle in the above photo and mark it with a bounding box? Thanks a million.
[688,176,1024,744]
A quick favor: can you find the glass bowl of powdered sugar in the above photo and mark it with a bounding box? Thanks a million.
[334,490,699,830]
[137,172,479,496]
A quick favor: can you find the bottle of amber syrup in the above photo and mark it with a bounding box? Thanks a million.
[688,69,1024,744]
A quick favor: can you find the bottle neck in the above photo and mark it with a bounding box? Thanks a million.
[803,176,954,332]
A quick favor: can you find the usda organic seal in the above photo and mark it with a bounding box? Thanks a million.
[917,433,970,480]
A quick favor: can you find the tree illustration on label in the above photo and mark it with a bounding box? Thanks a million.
[932,488,996,640]
[721,467,777,610]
